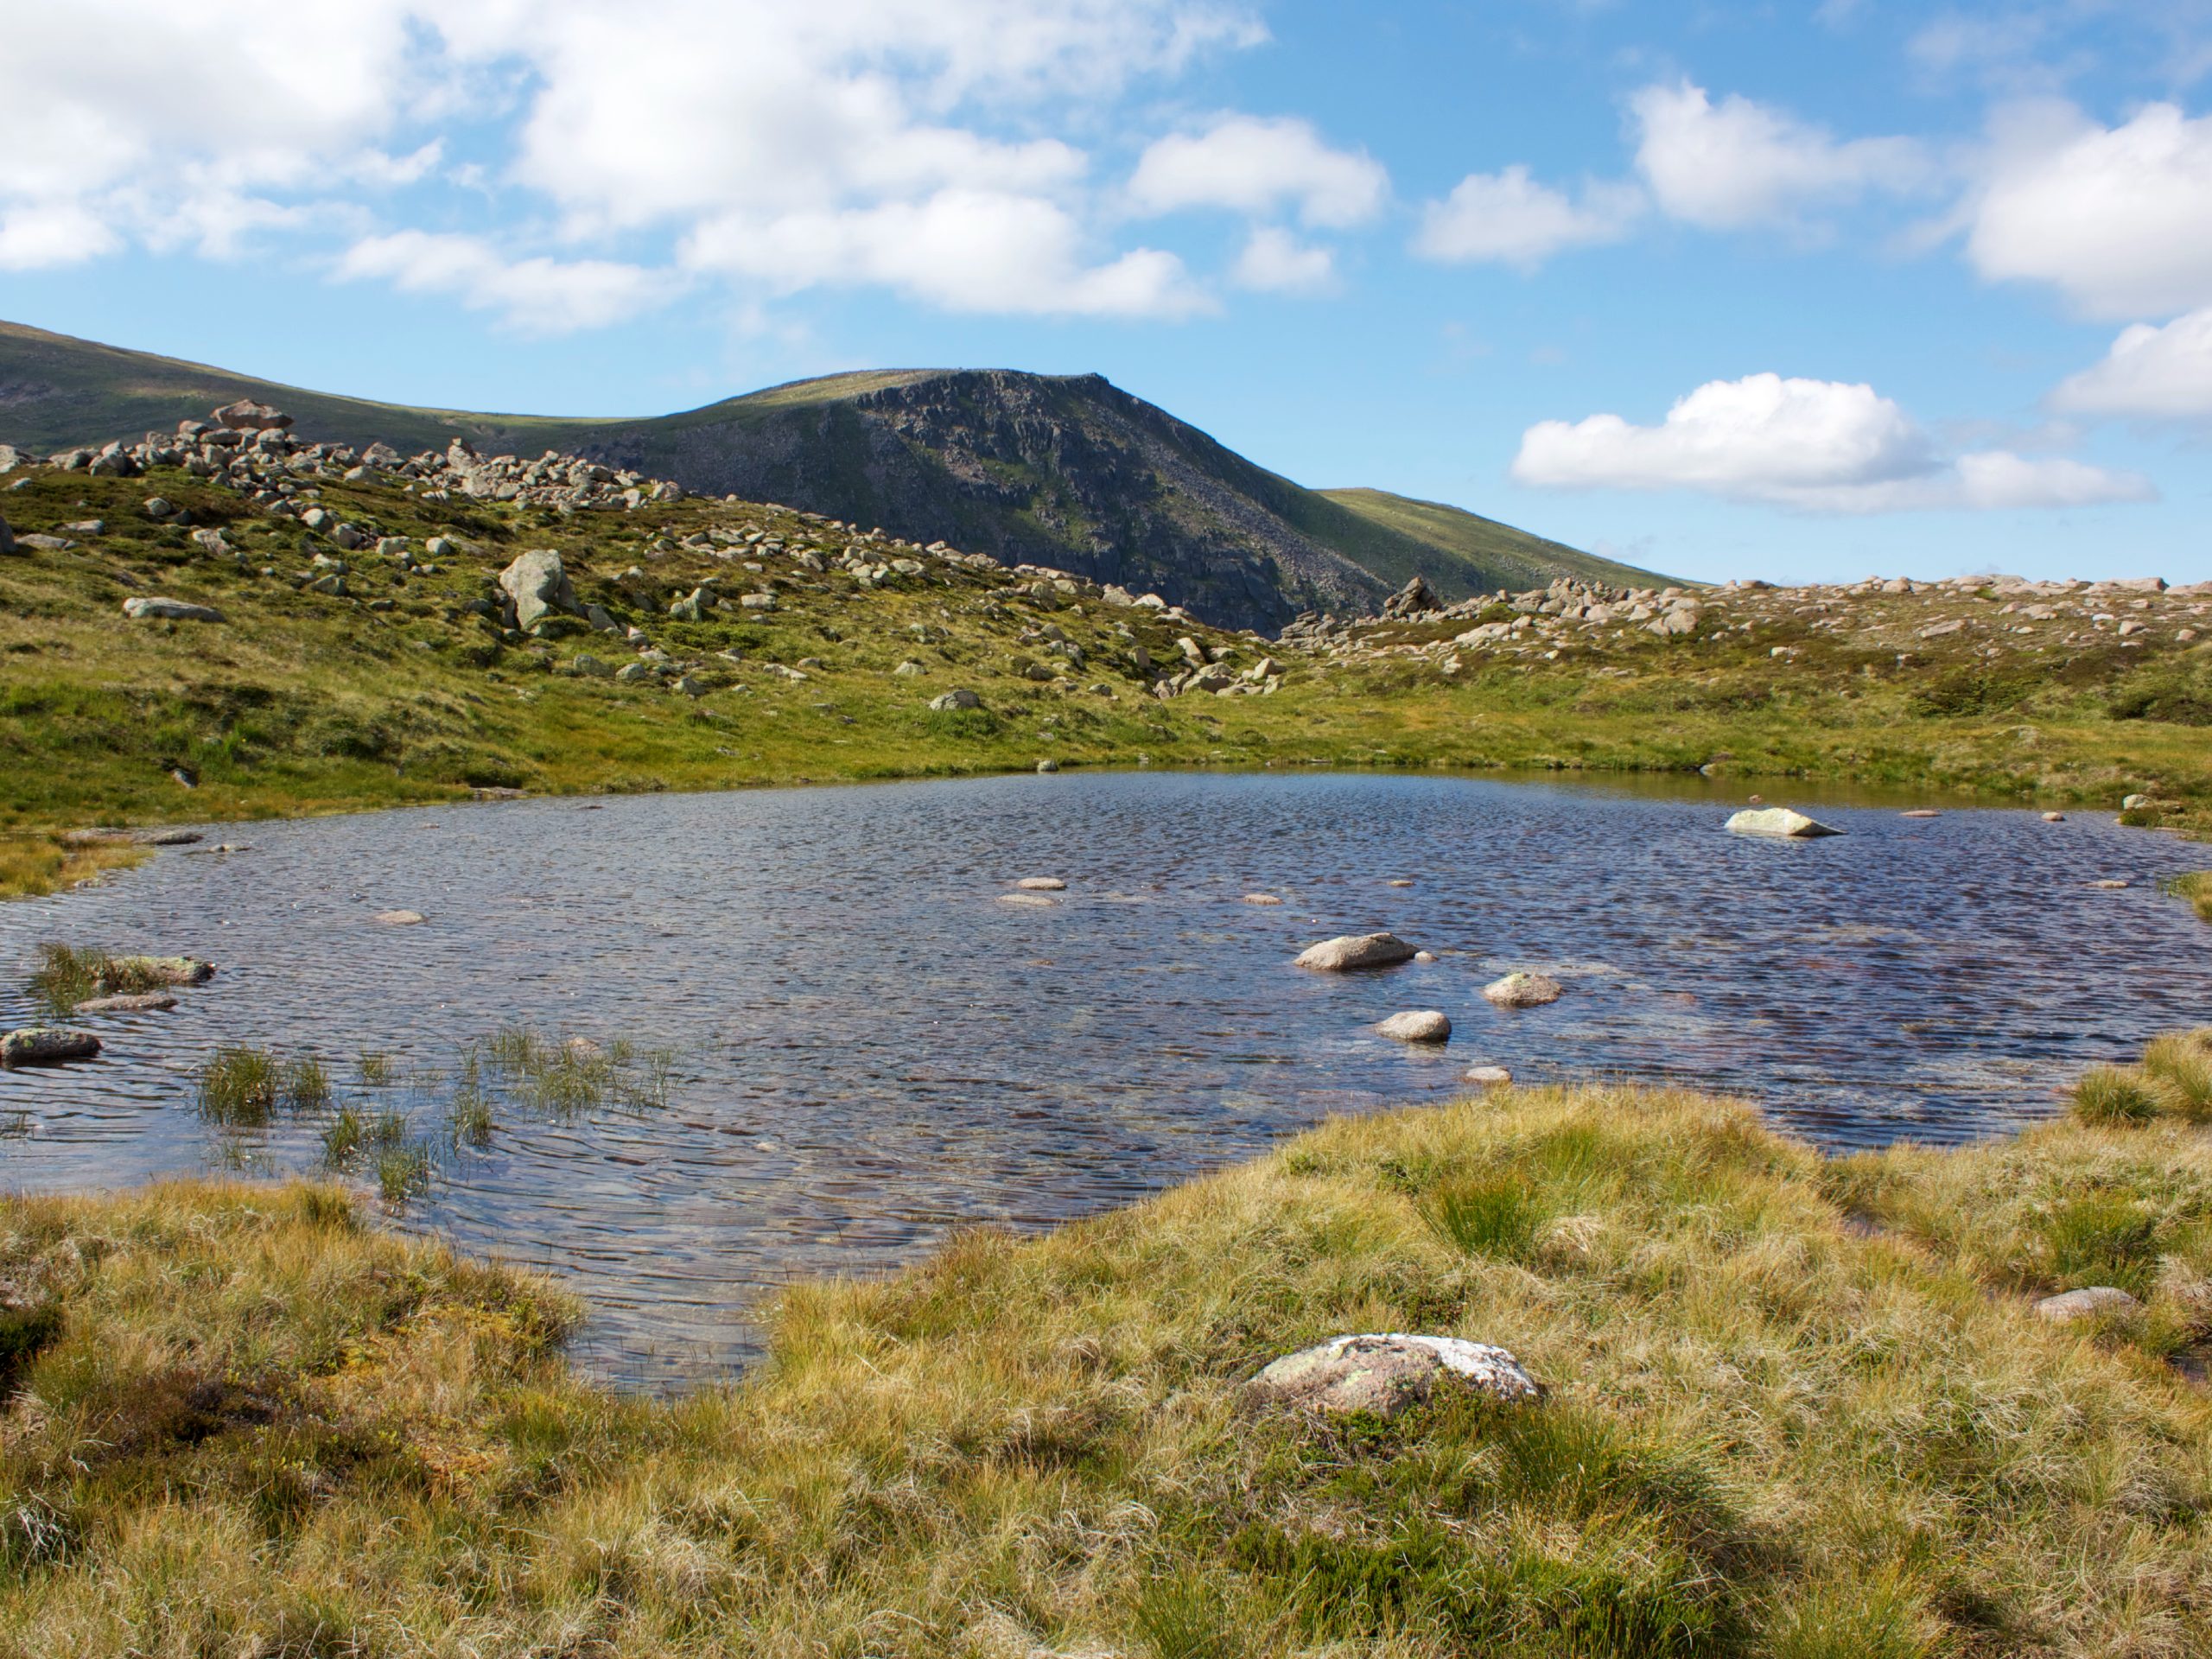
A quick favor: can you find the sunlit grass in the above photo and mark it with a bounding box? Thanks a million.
[11,1034,2212,1654]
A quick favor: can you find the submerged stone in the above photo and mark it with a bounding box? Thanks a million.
[2,1027,101,1067]
[1295,932,1416,972]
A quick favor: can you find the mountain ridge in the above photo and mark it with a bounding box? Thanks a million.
[0,319,1655,631]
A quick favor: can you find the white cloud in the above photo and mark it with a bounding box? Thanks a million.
[1966,101,2212,319]
[0,201,122,270]
[335,231,681,334]
[0,0,1265,326]
[1512,372,2152,512]
[1128,116,1387,228]
[1230,226,1334,294]
[2053,308,2212,417]
[1629,79,1928,230]
[1412,166,1640,269]
[683,190,1209,319]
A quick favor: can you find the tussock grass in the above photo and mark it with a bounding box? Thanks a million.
[26,943,177,1014]
[0,836,144,902]
[10,1038,2212,1652]
[2171,872,2212,923]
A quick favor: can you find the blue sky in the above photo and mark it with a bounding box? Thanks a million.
[4,1,2211,584]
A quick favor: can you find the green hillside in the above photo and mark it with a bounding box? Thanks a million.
[1321,486,1672,594]
[0,321,1658,628]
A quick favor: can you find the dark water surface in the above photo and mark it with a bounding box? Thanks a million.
[3,771,2207,1386]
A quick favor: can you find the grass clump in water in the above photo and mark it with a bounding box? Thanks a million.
[194,1046,278,1126]
[10,1033,2212,1655]
[354,1050,395,1087]
[26,943,178,1014]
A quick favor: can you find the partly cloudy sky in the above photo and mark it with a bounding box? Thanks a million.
[3,0,2210,583]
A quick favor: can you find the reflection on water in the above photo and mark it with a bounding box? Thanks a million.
[3,771,2206,1387]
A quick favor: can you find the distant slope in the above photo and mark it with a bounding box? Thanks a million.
[0,319,1660,630]
[1319,487,1669,593]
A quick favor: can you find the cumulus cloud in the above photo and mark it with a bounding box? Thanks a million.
[1966,101,2212,320]
[0,200,123,270]
[683,189,1208,319]
[1128,117,1387,228]
[1230,226,1335,294]
[2052,308,2212,417]
[1412,166,1641,269]
[1512,372,2152,512]
[335,231,682,334]
[0,0,1266,325]
[1629,79,1928,230]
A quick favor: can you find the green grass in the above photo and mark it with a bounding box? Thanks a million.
[10,1036,2212,1654]
[2171,872,2212,923]
[3,451,2211,880]
[1319,485,1668,596]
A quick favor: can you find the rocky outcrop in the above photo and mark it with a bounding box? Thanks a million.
[1246,1334,1541,1417]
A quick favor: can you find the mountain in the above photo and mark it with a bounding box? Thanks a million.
[1319,487,1669,594]
[0,319,1656,631]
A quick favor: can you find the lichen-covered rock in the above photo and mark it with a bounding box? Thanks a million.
[1295,932,1416,972]
[100,956,214,989]
[929,689,982,711]
[2,1027,101,1067]
[1726,807,1843,839]
[1377,1010,1451,1043]
[1246,1334,1540,1418]
[499,549,577,632]
[1483,971,1563,1008]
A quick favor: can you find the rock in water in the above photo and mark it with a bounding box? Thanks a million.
[100,956,214,989]
[2,1027,101,1068]
[1015,878,1066,891]
[374,910,426,925]
[2034,1287,2140,1323]
[1377,1010,1451,1043]
[1295,932,1417,971]
[122,596,225,623]
[1246,1334,1540,1418]
[72,992,177,1014]
[998,893,1056,908]
[1726,807,1843,839]
[1484,971,1563,1008]
[1462,1065,1513,1086]
[498,549,577,632]
[1243,893,1284,906]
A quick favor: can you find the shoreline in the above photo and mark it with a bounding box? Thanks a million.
[6,1051,2212,1651]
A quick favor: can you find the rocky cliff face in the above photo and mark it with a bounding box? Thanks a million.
[569,370,1402,632]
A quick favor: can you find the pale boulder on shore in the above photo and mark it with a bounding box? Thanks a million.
[1294,932,1417,971]
[1246,1334,1541,1418]
[1376,1010,1451,1044]
[2034,1287,2140,1323]
[1726,806,1844,839]
[122,596,224,623]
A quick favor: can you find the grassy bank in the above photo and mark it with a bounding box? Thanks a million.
[5,461,2212,905]
[8,1036,2212,1656]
